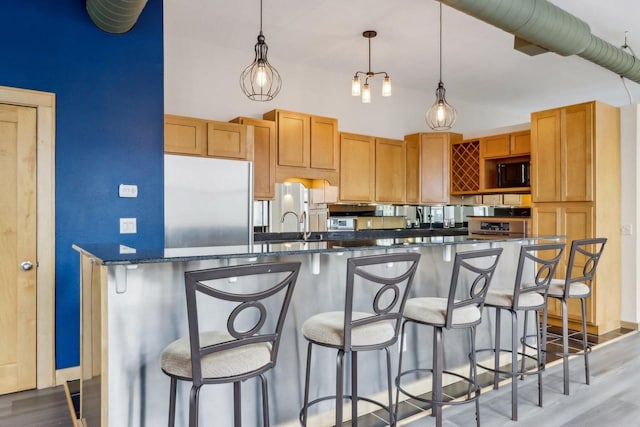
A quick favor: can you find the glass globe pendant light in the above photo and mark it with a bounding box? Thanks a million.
[240,0,282,101]
[426,3,457,130]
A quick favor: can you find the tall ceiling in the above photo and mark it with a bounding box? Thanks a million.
[164,0,640,124]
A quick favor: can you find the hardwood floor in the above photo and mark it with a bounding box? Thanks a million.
[0,330,638,427]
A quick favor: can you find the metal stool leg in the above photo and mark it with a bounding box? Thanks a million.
[433,326,443,427]
[520,310,529,380]
[233,381,242,427]
[336,349,345,427]
[536,309,543,407]
[561,299,570,395]
[168,377,177,427]
[394,321,408,423]
[493,308,502,390]
[384,347,395,427]
[352,351,358,427]
[470,326,480,427]
[301,342,313,426]
[259,374,270,427]
[189,384,201,427]
[510,310,518,421]
[581,298,590,385]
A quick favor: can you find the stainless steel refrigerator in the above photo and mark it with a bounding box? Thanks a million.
[164,154,253,248]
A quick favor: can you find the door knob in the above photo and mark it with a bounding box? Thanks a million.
[20,261,33,271]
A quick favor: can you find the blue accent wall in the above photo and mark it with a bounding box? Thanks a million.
[0,1,164,368]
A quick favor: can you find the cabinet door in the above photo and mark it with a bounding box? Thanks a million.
[339,133,375,202]
[207,121,247,159]
[375,138,405,203]
[276,111,309,167]
[310,115,338,170]
[421,133,457,203]
[562,103,593,202]
[531,109,561,202]
[510,131,531,155]
[481,134,510,158]
[233,117,275,200]
[404,135,420,204]
[164,115,206,155]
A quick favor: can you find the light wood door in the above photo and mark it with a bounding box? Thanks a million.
[562,103,593,202]
[274,110,309,168]
[310,115,338,170]
[0,104,37,394]
[481,134,510,158]
[404,136,420,204]
[375,138,405,203]
[232,117,276,199]
[531,108,562,202]
[339,133,375,202]
[164,115,206,155]
[421,133,459,203]
[207,121,248,160]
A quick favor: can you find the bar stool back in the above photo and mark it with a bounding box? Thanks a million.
[395,248,502,427]
[160,261,300,427]
[478,243,564,421]
[300,252,421,427]
[546,237,606,395]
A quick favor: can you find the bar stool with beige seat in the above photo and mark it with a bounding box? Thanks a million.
[300,252,421,427]
[395,248,502,427]
[160,261,300,427]
[545,237,607,395]
[478,243,564,421]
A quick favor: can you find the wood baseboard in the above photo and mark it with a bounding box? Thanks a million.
[56,366,80,386]
[620,321,640,331]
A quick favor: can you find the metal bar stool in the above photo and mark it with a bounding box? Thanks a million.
[160,261,300,427]
[477,243,564,421]
[300,252,421,427]
[545,237,607,395]
[395,248,502,427]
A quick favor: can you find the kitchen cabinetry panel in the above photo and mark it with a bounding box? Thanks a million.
[272,110,308,168]
[207,121,248,160]
[310,115,338,170]
[450,139,480,194]
[375,137,405,204]
[481,134,510,158]
[231,117,276,200]
[510,130,531,155]
[404,137,420,204]
[164,115,206,156]
[339,132,375,202]
[531,100,620,335]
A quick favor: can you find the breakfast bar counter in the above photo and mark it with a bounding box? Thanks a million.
[73,234,561,426]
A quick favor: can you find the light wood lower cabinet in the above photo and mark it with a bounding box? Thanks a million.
[375,137,405,204]
[339,133,375,203]
[533,203,620,334]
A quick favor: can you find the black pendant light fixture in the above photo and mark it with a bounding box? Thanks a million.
[351,30,392,103]
[426,3,457,130]
[240,0,282,101]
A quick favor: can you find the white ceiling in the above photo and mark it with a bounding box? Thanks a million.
[164,0,640,124]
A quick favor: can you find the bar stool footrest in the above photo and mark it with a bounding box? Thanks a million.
[396,368,480,407]
[299,394,394,425]
[475,348,544,378]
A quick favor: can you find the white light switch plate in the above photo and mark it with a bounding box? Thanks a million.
[119,184,138,198]
[120,218,137,234]
[621,224,633,235]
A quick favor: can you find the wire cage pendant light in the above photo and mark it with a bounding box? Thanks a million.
[426,3,457,130]
[351,30,391,103]
[240,0,282,101]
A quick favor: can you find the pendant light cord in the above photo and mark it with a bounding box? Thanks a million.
[439,2,443,82]
[368,37,372,73]
[259,0,263,35]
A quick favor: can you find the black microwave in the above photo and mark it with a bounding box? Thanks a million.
[497,162,530,188]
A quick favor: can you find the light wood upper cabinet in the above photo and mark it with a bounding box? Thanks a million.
[481,131,530,158]
[263,109,339,184]
[404,137,420,204]
[164,115,206,156]
[231,117,276,200]
[375,138,405,204]
[510,130,531,155]
[339,132,375,202]
[207,121,248,160]
[531,102,597,202]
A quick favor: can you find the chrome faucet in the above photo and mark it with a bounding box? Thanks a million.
[280,210,312,240]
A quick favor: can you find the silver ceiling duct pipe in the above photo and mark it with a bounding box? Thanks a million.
[87,0,148,34]
[439,0,640,84]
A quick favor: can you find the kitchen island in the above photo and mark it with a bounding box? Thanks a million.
[72,234,561,427]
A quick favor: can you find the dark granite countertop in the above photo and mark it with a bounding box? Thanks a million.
[72,232,563,266]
